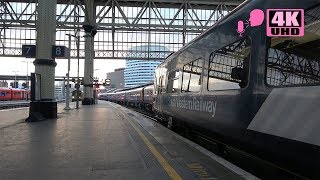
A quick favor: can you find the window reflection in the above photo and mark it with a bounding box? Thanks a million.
[208,38,251,91]
[182,59,203,93]
[167,70,180,93]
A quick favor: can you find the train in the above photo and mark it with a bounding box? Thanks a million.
[99,83,154,111]
[100,0,320,178]
[71,90,83,102]
[0,87,30,101]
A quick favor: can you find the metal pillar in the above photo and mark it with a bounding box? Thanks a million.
[12,70,18,88]
[28,0,57,120]
[82,28,93,105]
[182,2,187,46]
[76,36,80,109]
[82,0,96,105]
[25,61,29,101]
[62,77,65,99]
[64,35,71,110]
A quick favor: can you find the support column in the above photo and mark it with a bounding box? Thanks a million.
[182,2,187,46]
[27,0,57,120]
[82,26,94,105]
[82,0,96,105]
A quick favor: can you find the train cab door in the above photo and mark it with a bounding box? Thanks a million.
[154,63,168,117]
[157,75,165,115]
[154,67,162,115]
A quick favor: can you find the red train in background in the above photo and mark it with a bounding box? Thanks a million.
[0,87,30,101]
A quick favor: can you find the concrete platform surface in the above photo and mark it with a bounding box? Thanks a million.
[0,101,257,180]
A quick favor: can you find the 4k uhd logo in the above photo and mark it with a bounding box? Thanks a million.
[267,9,304,37]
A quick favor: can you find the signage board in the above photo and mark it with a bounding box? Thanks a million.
[52,45,69,58]
[22,45,69,58]
[22,45,36,58]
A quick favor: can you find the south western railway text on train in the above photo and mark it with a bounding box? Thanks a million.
[168,97,217,117]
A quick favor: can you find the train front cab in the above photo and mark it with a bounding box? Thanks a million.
[72,90,83,102]
[0,88,12,101]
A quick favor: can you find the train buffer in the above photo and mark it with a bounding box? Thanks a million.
[0,101,257,179]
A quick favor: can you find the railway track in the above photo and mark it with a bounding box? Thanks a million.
[0,100,66,110]
[127,105,308,180]
[0,101,30,110]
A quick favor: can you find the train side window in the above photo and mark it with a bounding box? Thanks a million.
[167,70,180,93]
[159,67,167,94]
[207,38,251,91]
[266,6,320,86]
[182,58,203,93]
[267,43,320,86]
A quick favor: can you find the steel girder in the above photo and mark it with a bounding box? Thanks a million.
[0,0,242,60]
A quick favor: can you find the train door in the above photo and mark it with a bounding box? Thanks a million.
[154,67,162,114]
[9,89,13,100]
[128,91,132,106]
[11,89,19,100]
[27,90,30,100]
[21,90,25,100]
[135,90,139,107]
[157,75,165,114]
[141,87,145,108]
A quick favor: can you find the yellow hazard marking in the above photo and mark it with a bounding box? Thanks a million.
[117,109,182,180]
[187,163,215,180]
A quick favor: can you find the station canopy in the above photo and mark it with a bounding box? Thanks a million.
[0,0,242,60]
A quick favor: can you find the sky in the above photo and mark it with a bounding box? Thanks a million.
[0,57,126,82]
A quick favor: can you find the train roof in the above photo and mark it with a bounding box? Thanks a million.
[0,87,28,91]
[115,83,154,92]
[158,0,250,67]
[0,87,11,90]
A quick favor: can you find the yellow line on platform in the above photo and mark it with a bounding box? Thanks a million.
[117,108,182,180]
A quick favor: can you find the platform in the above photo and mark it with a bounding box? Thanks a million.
[0,101,257,180]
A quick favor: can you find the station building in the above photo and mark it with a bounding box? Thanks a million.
[124,45,169,88]
[106,68,125,89]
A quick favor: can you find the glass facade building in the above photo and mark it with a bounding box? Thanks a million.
[124,45,169,88]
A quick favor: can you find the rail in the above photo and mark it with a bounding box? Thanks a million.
[0,100,66,110]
